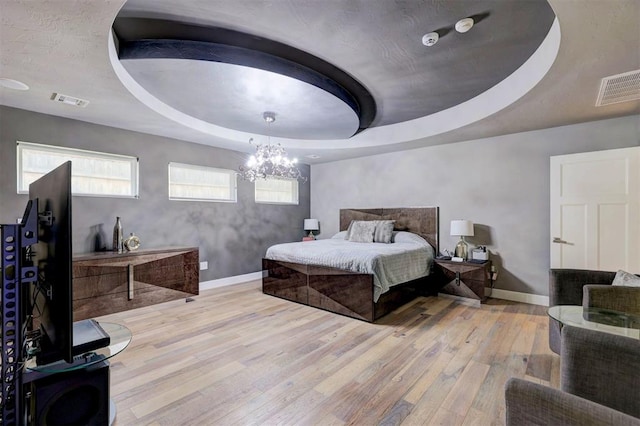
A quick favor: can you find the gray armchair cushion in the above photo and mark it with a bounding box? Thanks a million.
[583,284,640,315]
[505,378,640,426]
[506,326,640,425]
[549,269,618,353]
[549,269,617,306]
[561,326,640,418]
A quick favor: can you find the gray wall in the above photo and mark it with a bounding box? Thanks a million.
[310,115,640,296]
[0,106,310,281]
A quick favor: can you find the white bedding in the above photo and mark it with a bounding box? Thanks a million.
[265,231,434,302]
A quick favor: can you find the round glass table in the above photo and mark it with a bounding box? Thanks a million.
[548,305,640,339]
[25,322,132,373]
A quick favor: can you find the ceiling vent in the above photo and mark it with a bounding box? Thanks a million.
[51,93,90,108]
[595,69,640,106]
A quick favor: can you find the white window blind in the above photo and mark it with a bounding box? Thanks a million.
[168,162,237,202]
[17,142,139,198]
[255,177,299,205]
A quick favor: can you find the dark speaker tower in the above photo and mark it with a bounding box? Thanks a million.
[27,360,109,425]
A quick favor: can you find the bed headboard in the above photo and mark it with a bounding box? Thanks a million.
[339,207,439,253]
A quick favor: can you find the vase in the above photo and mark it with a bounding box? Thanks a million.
[113,217,123,253]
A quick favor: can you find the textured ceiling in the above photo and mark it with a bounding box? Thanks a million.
[0,0,638,164]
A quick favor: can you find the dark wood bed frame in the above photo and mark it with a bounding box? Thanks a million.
[262,207,440,322]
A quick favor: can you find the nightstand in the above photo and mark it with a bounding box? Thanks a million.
[433,259,492,303]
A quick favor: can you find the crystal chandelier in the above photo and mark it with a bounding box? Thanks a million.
[239,112,306,182]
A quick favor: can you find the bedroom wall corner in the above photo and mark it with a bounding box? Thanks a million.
[309,115,640,297]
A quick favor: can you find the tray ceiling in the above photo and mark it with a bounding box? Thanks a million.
[0,1,638,163]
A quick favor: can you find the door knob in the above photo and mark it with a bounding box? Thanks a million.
[552,237,573,245]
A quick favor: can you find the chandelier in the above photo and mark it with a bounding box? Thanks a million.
[239,112,306,182]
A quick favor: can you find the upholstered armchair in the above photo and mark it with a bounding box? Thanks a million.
[505,325,640,425]
[548,268,640,354]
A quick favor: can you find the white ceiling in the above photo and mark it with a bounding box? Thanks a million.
[0,1,638,164]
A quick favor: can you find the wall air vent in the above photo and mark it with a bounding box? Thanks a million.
[51,93,90,108]
[595,69,640,106]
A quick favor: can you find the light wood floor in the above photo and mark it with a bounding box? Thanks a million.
[100,280,559,425]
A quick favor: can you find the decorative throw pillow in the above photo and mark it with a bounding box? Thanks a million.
[373,220,395,243]
[344,220,357,239]
[348,221,376,243]
[345,220,373,240]
[612,270,640,287]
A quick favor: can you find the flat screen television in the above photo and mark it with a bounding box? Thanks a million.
[27,161,73,364]
[24,161,110,365]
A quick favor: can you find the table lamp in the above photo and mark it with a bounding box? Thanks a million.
[450,220,474,260]
[304,218,319,239]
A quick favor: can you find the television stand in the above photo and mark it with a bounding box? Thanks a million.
[22,322,131,425]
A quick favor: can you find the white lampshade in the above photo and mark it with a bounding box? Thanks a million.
[450,220,474,237]
[304,218,319,231]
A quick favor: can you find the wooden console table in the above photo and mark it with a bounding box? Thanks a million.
[72,247,199,320]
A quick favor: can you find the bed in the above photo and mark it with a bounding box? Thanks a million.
[262,207,439,321]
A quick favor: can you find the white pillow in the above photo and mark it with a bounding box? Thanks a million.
[331,231,348,239]
[612,270,640,287]
[392,231,428,245]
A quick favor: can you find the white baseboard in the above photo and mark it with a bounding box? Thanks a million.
[485,287,549,306]
[199,271,265,291]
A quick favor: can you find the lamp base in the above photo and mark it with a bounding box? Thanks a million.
[307,231,316,239]
[454,238,469,260]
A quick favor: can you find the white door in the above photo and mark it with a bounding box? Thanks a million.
[550,147,640,272]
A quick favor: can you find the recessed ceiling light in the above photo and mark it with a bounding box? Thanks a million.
[455,18,474,33]
[305,154,321,159]
[422,32,439,47]
[0,78,29,91]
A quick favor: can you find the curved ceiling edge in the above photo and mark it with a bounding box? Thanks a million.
[109,19,560,151]
[109,30,257,143]
[113,18,376,133]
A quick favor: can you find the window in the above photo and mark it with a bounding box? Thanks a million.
[168,162,237,202]
[255,177,299,205]
[17,142,139,198]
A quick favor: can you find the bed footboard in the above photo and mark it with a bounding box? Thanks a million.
[262,259,308,304]
[307,264,374,321]
[263,258,433,322]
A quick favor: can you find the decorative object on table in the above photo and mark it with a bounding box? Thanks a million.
[303,218,319,239]
[92,224,107,252]
[472,245,489,261]
[112,216,123,253]
[450,219,474,261]
[123,233,141,251]
[238,112,306,182]
[436,249,453,260]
